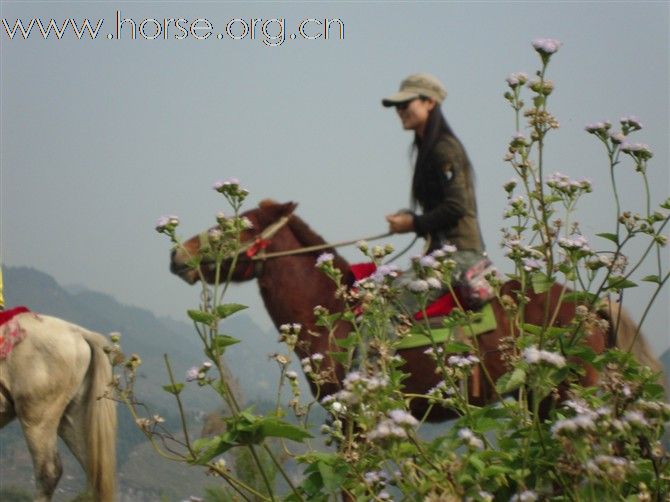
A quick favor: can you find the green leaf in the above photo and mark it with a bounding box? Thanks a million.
[563,291,599,303]
[521,323,543,336]
[334,333,358,348]
[191,435,236,464]
[468,455,486,473]
[641,274,661,284]
[497,368,526,394]
[327,351,349,365]
[443,341,474,353]
[187,309,215,324]
[596,232,619,244]
[531,272,553,294]
[215,303,247,319]
[607,276,637,289]
[212,334,241,351]
[257,417,312,442]
[162,383,184,395]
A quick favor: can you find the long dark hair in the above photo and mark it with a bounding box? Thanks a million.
[410,101,458,211]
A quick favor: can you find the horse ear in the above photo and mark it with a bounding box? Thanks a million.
[258,199,298,223]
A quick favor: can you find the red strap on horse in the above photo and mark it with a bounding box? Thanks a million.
[246,238,271,258]
[0,306,30,327]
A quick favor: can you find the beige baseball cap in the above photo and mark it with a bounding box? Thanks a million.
[382,73,447,107]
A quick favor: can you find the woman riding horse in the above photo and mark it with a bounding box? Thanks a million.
[382,73,491,310]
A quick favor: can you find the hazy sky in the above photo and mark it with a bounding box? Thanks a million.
[1,2,668,355]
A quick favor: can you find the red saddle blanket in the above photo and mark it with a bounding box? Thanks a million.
[0,306,30,358]
[350,263,457,320]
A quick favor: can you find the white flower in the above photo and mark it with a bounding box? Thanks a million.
[457,428,484,449]
[388,409,419,428]
[426,277,442,289]
[510,490,538,502]
[408,279,429,292]
[285,370,298,380]
[330,401,345,414]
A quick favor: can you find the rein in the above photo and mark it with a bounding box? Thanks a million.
[198,216,395,263]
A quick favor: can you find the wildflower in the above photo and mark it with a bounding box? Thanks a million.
[215,211,226,223]
[620,116,643,131]
[436,244,455,254]
[388,409,419,428]
[523,346,566,367]
[368,420,408,441]
[609,131,625,144]
[510,490,538,502]
[503,178,518,193]
[285,370,298,380]
[155,215,179,233]
[330,401,345,414]
[240,217,254,229]
[623,410,649,427]
[426,277,442,289]
[532,37,562,55]
[522,257,544,272]
[408,279,429,293]
[357,240,369,253]
[551,413,596,436]
[372,264,400,283]
[213,178,239,192]
[311,353,324,363]
[315,252,334,267]
[621,142,653,161]
[506,72,529,88]
[558,235,591,253]
[457,428,484,449]
[447,354,480,368]
[207,228,223,243]
[419,255,439,269]
[186,366,200,382]
[585,121,612,135]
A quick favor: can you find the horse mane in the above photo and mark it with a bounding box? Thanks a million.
[287,214,354,284]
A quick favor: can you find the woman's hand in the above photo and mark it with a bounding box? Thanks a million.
[386,213,414,234]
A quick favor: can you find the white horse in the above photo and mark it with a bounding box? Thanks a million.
[0,311,117,501]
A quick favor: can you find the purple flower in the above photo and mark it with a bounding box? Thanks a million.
[315,252,334,267]
[532,38,562,55]
[419,255,439,268]
[185,366,199,382]
[155,215,179,233]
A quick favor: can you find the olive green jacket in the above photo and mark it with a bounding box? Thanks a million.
[412,135,485,253]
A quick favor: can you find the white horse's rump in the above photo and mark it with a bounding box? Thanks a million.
[0,313,117,501]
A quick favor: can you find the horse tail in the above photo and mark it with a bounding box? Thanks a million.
[603,302,668,398]
[82,331,117,501]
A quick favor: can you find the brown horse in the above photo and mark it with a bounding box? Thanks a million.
[170,200,664,421]
[0,311,117,501]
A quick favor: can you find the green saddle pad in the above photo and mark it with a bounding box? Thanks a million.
[396,302,497,350]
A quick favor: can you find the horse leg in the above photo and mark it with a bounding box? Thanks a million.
[20,416,63,502]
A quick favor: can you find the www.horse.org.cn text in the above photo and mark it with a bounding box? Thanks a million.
[1,11,346,46]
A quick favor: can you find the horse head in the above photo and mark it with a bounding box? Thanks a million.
[170,199,298,285]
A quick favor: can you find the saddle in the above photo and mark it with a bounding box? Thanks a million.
[0,306,30,359]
